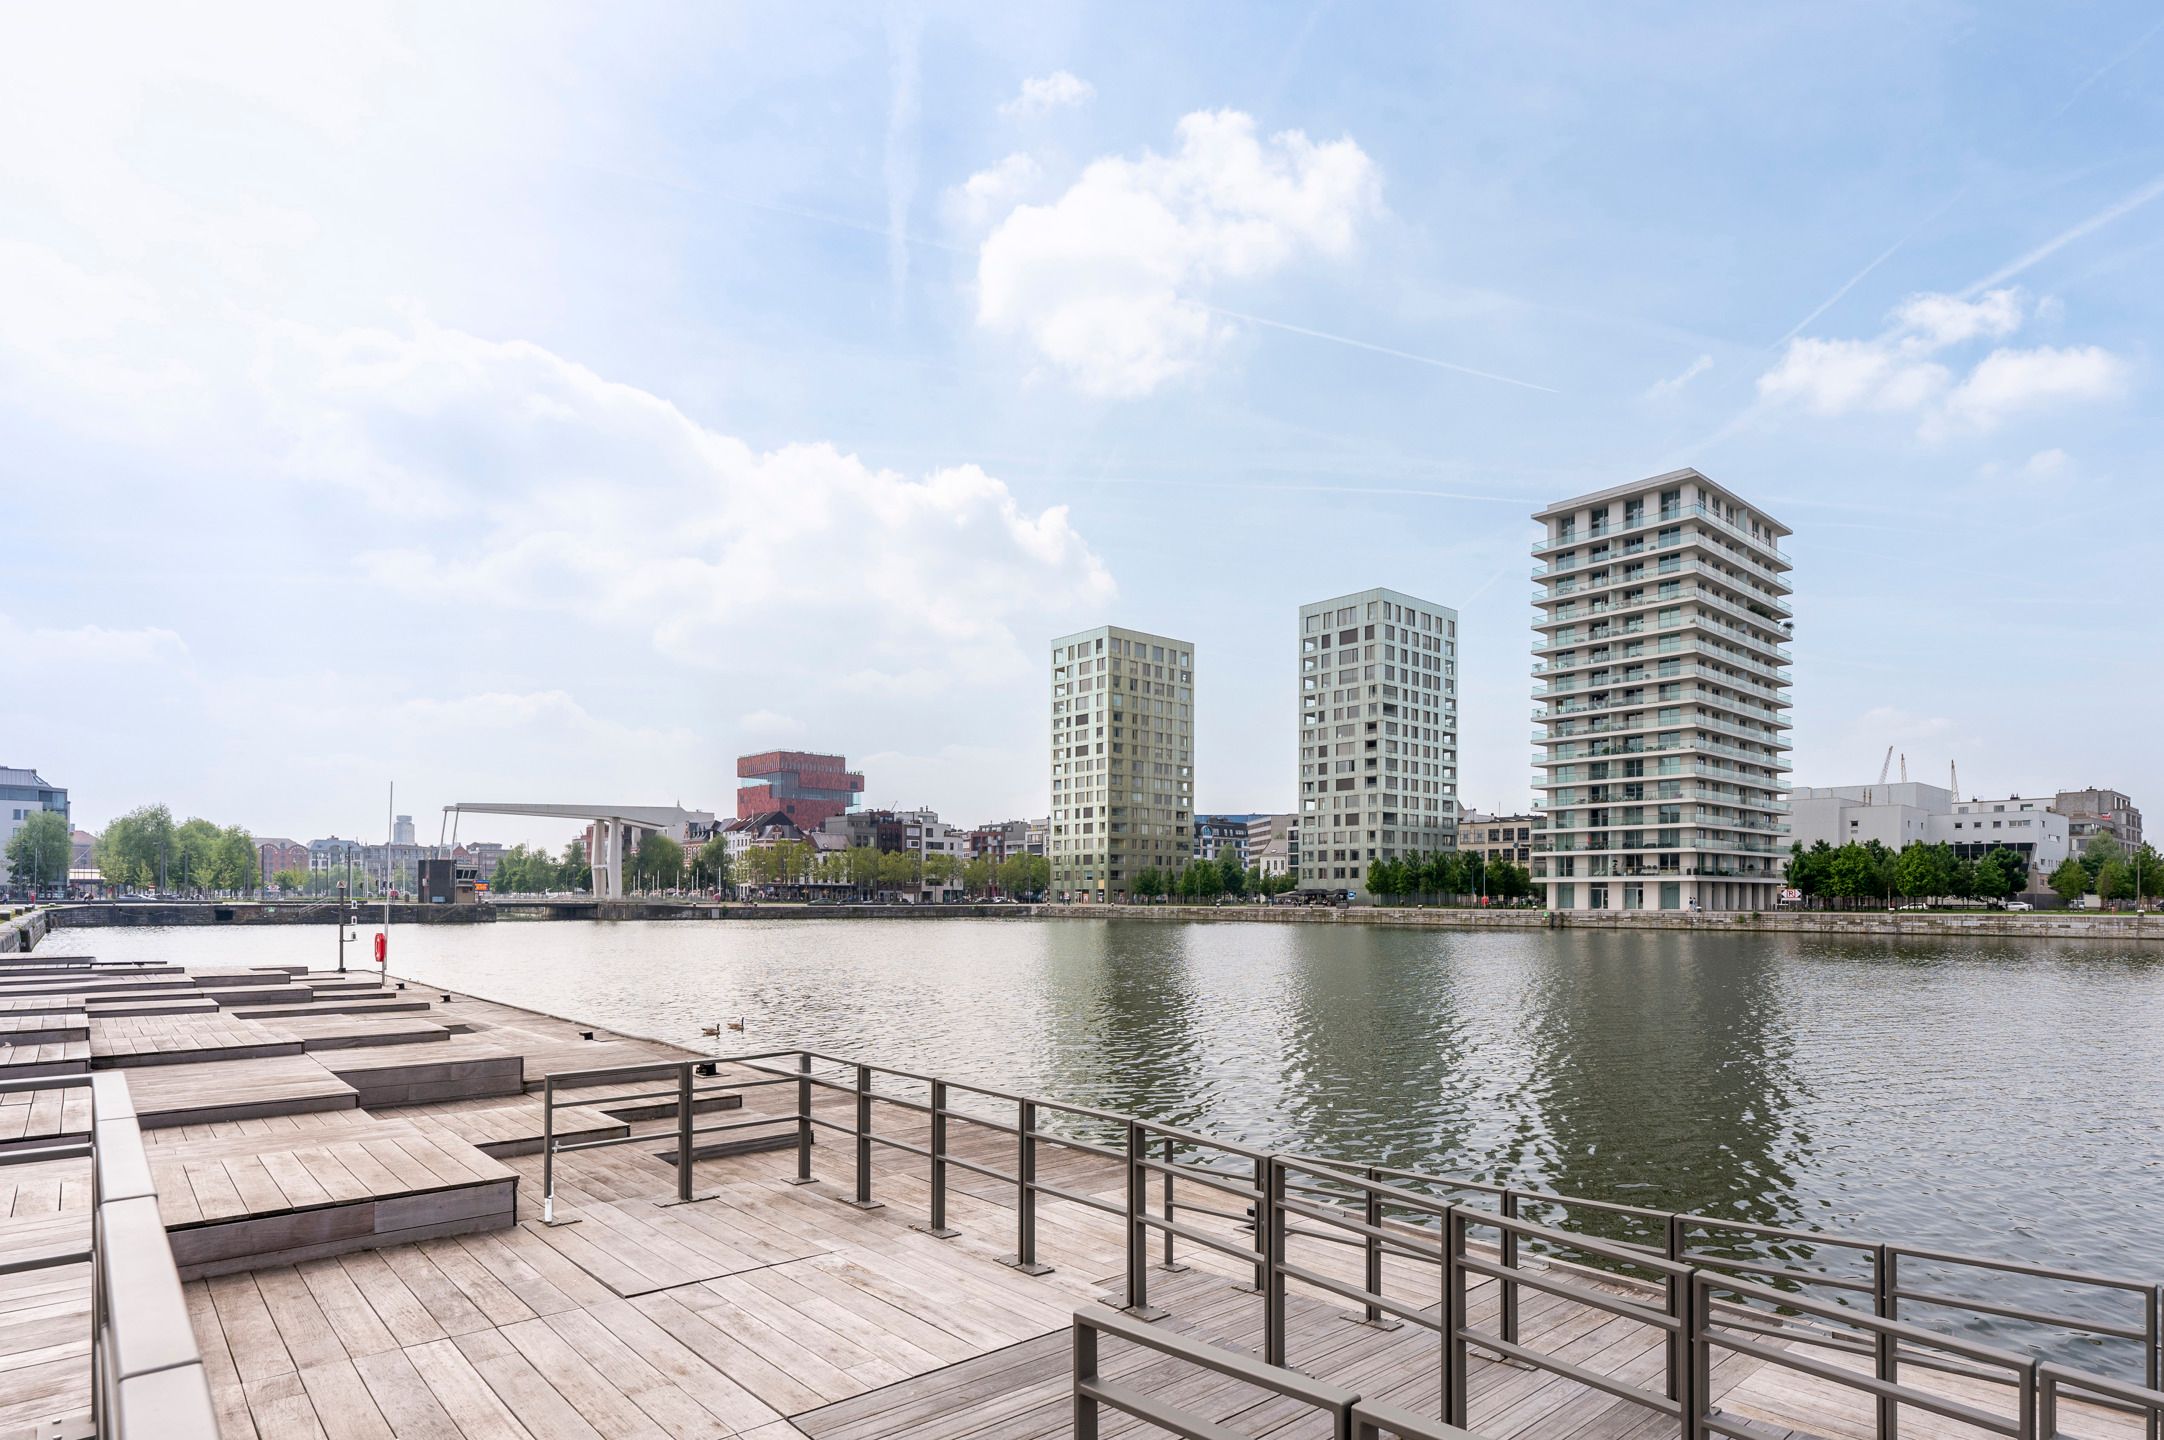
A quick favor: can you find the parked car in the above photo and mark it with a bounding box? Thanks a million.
[2005,900,2034,911]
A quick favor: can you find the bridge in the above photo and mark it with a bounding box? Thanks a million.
[444,801,713,899]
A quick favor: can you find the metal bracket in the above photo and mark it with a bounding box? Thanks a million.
[842,1198,885,1211]
[1001,1256,1053,1276]
[911,1223,961,1238]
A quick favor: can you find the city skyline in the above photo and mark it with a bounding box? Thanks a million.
[4,6,2161,845]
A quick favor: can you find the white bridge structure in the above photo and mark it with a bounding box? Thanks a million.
[444,802,713,899]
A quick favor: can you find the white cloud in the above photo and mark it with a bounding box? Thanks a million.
[999,71,1094,120]
[738,709,808,739]
[948,152,1042,230]
[1758,287,2126,437]
[269,317,1114,687]
[973,109,1382,396]
[0,615,189,666]
[1937,346,2125,433]
[1644,353,1713,399]
[2023,447,2072,477]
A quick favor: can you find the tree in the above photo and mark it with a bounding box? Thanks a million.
[1787,841,1832,909]
[1131,867,1163,902]
[631,833,684,889]
[1215,846,1245,898]
[2097,857,2136,906]
[96,804,175,890]
[961,856,995,897]
[2128,844,2161,908]
[2079,834,2123,885]
[5,810,71,890]
[1894,842,1953,904]
[1368,858,1403,904]
[844,845,883,897]
[998,852,1049,900]
[692,838,731,891]
[560,839,592,892]
[2049,856,2090,904]
[878,848,921,894]
[270,867,309,894]
[1973,847,2026,904]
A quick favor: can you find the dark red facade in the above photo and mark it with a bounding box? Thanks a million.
[736,751,865,831]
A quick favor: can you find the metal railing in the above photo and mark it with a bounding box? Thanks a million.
[540,1048,2164,1440]
[1074,1305,1478,1440]
[0,1072,220,1440]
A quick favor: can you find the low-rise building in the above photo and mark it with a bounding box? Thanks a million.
[2048,788,2142,853]
[1460,810,1545,866]
[967,819,1034,862]
[1193,813,1263,865]
[1791,783,2071,885]
[0,766,69,884]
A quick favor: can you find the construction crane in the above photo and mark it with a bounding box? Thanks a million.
[1877,745,1895,786]
[1900,753,1908,783]
[1950,760,1959,801]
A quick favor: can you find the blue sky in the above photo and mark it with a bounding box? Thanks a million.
[3,3,2159,846]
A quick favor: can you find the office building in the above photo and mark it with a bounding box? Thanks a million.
[1298,589,1458,895]
[1,767,69,884]
[392,814,416,846]
[1193,813,1262,865]
[1531,471,1793,912]
[1050,625,1194,902]
[736,751,865,831]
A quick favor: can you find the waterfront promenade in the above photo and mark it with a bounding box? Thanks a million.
[2,941,2159,1439]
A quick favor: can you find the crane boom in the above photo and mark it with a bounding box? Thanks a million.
[1877,745,1894,786]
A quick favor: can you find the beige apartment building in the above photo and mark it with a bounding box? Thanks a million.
[1049,625,1194,902]
[1531,470,1793,912]
[1297,588,1458,896]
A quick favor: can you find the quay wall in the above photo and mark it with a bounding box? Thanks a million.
[36,897,2155,941]
[0,907,51,952]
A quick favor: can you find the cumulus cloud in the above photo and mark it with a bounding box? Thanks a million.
[947,152,1041,230]
[972,109,1382,397]
[1758,287,2126,437]
[267,318,1115,687]
[999,70,1094,120]
[0,614,189,666]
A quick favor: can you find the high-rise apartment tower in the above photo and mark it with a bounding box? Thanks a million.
[1530,469,1792,912]
[1049,626,1194,901]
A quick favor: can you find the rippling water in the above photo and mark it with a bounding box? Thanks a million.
[46,918,2164,1285]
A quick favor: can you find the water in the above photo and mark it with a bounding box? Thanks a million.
[42,918,2164,1306]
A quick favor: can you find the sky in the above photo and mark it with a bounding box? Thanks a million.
[3,2,2161,850]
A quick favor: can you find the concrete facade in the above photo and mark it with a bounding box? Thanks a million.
[1789,783,2073,883]
[1460,810,1545,865]
[1050,625,1194,902]
[1298,588,1459,896]
[0,766,69,884]
[1531,470,1793,913]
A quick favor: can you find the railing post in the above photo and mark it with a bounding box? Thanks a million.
[2148,1286,2160,1440]
[1876,1245,1900,1440]
[541,1074,557,1223]
[846,1063,881,1210]
[785,1051,815,1185]
[1362,1166,1399,1329]
[915,1079,958,1237]
[1073,1317,1100,1440]
[1443,1206,1467,1430]
[1501,1188,1521,1344]
[1123,1122,1162,1318]
[1690,1273,1713,1440]
[1241,1154,1268,1293]
[674,1062,694,1203]
[1264,1157,1288,1368]
[1667,1214,1687,1402]
[1159,1134,1185,1272]
[1673,1264,1698,1439]
[1005,1098,1050,1274]
[2038,1369,2057,1440]
[2019,1360,2038,1440]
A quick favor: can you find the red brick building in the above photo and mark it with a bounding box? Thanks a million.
[736,751,865,832]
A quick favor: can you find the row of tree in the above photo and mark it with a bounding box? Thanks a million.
[93,804,263,895]
[1787,839,2031,906]
[1128,850,1300,901]
[1370,849,1536,904]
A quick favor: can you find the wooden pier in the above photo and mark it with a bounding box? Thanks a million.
[2,946,2157,1440]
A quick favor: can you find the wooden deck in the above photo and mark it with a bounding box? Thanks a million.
[0,946,2150,1440]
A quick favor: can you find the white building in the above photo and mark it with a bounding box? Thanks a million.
[0,766,69,886]
[1791,784,2071,882]
[1532,471,1794,913]
[1050,625,1195,902]
[1298,588,1458,895]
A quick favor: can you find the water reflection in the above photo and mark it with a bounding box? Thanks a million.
[38,919,2164,1284]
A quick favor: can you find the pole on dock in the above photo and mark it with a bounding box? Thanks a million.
[785,1052,814,1185]
[846,1063,881,1210]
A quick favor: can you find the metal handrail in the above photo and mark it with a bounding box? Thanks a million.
[1073,1306,1360,1439]
[0,1072,220,1439]
[538,1047,2164,1440]
[2040,1362,2164,1440]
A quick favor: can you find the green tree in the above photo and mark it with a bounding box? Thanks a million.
[845,845,883,897]
[878,848,921,894]
[1787,840,1831,908]
[559,839,592,891]
[2049,856,2090,904]
[1894,842,1953,904]
[270,867,308,894]
[1973,847,2026,903]
[1130,867,1162,902]
[2127,844,2161,907]
[2097,857,2136,905]
[997,852,1049,899]
[691,838,731,891]
[1215,846,1245,897]
[214,825,260,893]
[1368,858,1403,904]
[631,833,685,889]
[96,804,175,890]
[924,853,959,890]
[5,810,71,891]
[2079,834,2123,884]
[961,856,995,897]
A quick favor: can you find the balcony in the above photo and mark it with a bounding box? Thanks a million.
[1532,556,1792,616]
[1531,501,1790,564]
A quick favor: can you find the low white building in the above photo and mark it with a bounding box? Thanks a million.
[1791,783,2071,883]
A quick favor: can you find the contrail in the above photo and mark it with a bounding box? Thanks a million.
[1963,170,2164,295]
[2049,14,2164,121]
[1204,305,1560,393]
[1773,186,1972,346]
